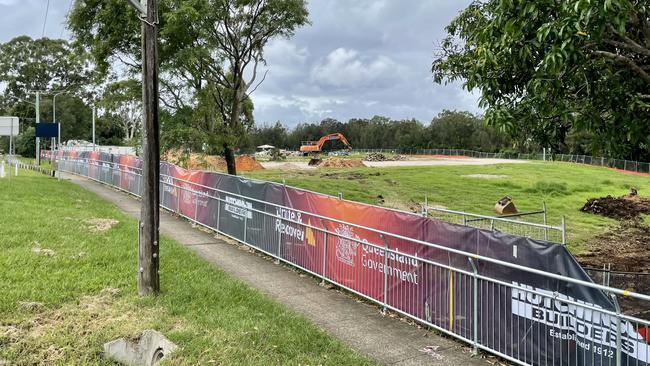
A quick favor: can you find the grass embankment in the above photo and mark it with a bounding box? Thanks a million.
[0,169,372,365]
[248,161,649,253]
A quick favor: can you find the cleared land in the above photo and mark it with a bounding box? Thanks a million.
[0,169,372,365]
[248,161,650,259]
[260,156,527,170]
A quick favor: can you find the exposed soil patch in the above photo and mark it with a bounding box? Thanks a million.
[580,195,650,220]
[275,163,304,170]
[84,218,119,232]
[577,221,650,317]
[578,221,650,273]
[0,325,23,342]
[318,158,365,168]
[19,301,44,312]
[31,242,55,257]
[320,172,365,180]
[578,192,650,317]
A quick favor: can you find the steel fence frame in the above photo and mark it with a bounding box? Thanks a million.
[57,156,650,366]
[424,206,565,244]
[352,148,650,174]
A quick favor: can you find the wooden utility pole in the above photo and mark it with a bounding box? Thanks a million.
[126,0,160,295]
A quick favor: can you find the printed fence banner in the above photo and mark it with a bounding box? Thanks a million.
[53,150,649,366]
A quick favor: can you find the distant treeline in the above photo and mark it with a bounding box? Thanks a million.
[244,110,513,153]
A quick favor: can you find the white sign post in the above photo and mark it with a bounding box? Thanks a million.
[0,117,20,155]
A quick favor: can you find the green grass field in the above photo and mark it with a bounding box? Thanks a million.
[248,161,649,253]
[0,169,372,365]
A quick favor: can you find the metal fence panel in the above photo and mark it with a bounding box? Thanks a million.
[52,151,650,366]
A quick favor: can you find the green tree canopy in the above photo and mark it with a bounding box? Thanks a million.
[69,0,310,174]
[100,79,142,143]
[432,0,650,160]
[0,36,95,126]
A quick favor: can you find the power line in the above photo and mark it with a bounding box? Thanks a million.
[42,0,51,38]
[59,0,75,39]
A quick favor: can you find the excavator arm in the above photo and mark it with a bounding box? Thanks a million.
[300,132,353,153]
[316,133,352,150]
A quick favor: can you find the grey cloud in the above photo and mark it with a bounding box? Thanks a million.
[0,0,71,42]
[252,0,480,127]
[0,0,480,128]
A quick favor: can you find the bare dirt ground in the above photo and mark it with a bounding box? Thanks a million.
[261,156,527,170]
[577,193,650,317]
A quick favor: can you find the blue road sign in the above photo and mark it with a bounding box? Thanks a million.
[35,123,59,138]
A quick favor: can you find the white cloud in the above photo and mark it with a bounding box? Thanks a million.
[252,93,345,120]
[310,48,398,88]
[264,38,309,65]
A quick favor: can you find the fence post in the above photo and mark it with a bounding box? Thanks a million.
[161,179,166,209]
[243,214,248,242]
[172,178,183,215]
[216,193,221,232]
[321,231,328,285]
[276,221,282,264]
[561,216,566,245]
[381,234,388,314]
[615,305,622,366]
[423,195,428,217]
[468,258,479,356]
[542,202,548,241]
[194,190,199,222]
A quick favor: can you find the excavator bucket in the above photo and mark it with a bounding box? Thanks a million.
[494,196,518,215]
[308,158,322,166]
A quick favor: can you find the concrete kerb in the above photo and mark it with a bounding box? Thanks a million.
[61,172,490,366]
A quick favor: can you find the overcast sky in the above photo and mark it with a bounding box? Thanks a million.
[0,0,480,127]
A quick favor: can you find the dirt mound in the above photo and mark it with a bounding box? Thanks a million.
[363,153,407,162]
[162,150,263,171]
[235,155,264,171]
[364,153,388,161]
[308,158,322,166]
[581,195,650,220]
[319,158,365,168]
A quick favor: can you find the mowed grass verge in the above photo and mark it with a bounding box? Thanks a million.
[248,161,649,253]
[0,169,373,365]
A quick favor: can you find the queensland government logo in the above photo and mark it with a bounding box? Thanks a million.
[334,224,359,266]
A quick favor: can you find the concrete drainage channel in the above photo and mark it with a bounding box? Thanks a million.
[103,330,178,366]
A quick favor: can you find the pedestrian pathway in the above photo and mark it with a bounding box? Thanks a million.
[64,173,490,365]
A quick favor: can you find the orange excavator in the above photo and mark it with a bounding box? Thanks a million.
[299,133,352,155]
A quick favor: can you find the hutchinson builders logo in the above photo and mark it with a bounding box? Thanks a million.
[511,282,649,363]
[334,224,359,266]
